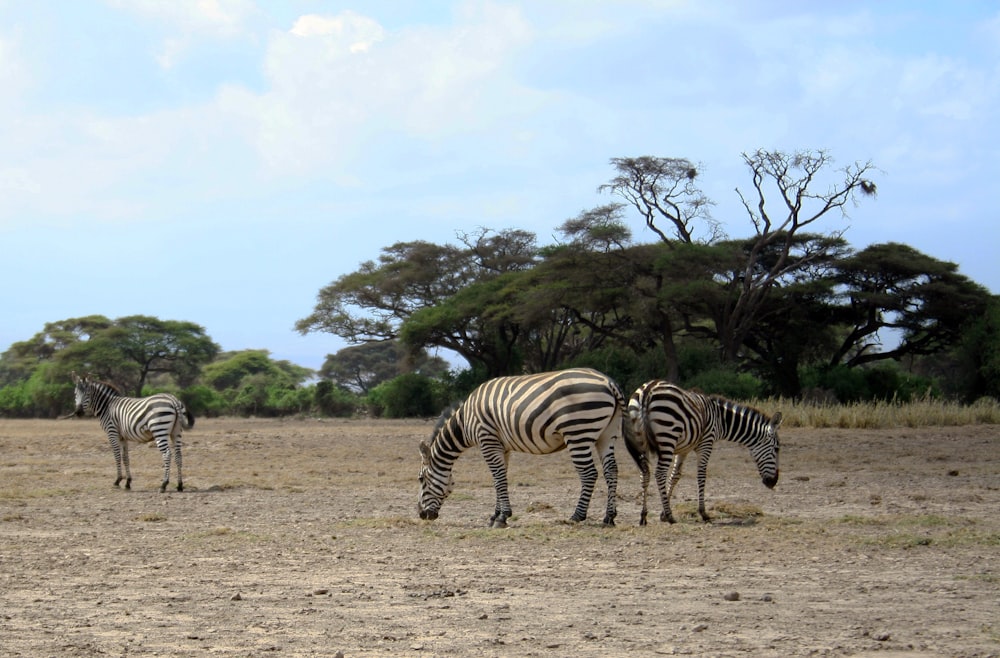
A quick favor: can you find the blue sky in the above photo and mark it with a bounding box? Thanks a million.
[2,1,998,372]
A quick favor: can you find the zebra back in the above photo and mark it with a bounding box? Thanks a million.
[455,367,625,453]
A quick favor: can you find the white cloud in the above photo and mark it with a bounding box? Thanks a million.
[107,0,255,36]
[217,3,541,177]
[0,33,30,104]
[107,0,258,68]
[289,12,383,53]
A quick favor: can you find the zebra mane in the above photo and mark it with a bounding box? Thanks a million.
[708,394,769,422]
[89,378,124,396]
[432,405,459,436]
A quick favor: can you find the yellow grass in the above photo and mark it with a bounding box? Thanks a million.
[752,395,1000,429]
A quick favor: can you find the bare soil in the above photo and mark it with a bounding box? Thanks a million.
[1,417,998,657]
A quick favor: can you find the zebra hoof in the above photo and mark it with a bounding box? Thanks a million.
[491,518,508,529]
[177,483,184,492]
[661,511,675,524]
[639,510,648,526]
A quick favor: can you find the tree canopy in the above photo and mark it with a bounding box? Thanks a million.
[297,149,992,399]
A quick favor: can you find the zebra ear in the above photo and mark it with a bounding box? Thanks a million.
[771,412,783,429]
[419,441,432,464]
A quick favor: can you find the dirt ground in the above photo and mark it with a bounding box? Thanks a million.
[1,417,998,657]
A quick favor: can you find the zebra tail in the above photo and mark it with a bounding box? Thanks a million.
[183,407,195,429]
[622,408,649,480]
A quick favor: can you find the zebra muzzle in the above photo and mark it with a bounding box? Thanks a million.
[419,507,438,521]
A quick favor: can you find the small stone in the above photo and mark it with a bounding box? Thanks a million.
[947,470,959,477]
[760,594,773,602]
[692,623,709,633]
[313,588,329,596]
[873,631,891,642]
[723,591,740,601]
[230,592,242,601]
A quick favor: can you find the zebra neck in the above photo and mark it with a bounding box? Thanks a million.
[429,410,472,468]
[712,399,759,444]
[88,384,119,416]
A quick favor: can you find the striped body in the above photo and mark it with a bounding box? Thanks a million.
[625,380,781,525]
[418,368,627,527]
[73,373,194,493]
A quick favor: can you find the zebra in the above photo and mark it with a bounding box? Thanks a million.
[624,380,781,526]
[72,372,194,493]
[418,368,629,528]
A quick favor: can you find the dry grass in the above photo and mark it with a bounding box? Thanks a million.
[755,395,1000,428]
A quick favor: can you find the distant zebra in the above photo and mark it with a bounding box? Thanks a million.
[72,372,194,493]
[418,368,628,527]
[625,380,781,525]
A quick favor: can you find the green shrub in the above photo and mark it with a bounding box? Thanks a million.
[685,367,764,400]
[180,385,228,417]
[314,380,358,417]
[371,373,437,418]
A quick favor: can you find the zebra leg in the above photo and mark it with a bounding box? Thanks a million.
[120,438,133,490]
[108,433,125,488]
[483,444,512,528]
[173,434,184,492]
[657,452,684,523]
[567,441,599,523]
[155,436,172,493]
[598,438,618,526]
[635,451,650,526]
[696,446,714,522]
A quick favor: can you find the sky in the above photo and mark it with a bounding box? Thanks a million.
[2,1,998,372]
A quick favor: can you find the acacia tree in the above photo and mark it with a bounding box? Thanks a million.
[320,341,448,394]
[62,315,219,395]
[298,230,539,378]
[602,150,879,371]
[830,243,990,367]
[0,315,114,386]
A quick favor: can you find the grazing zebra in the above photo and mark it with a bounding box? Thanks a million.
[72,372,194,493]
[418,368,628,528]
[625,380,781,525]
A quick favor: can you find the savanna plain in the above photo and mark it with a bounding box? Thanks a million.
[1,416,998,657]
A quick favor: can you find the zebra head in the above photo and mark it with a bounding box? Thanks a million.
[418,409,460,520]
[753,411,782,489]
[71,372,92,417]
[418,440,454,520]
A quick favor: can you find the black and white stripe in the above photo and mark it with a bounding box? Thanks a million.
[625,380,781,525]
[418,368,628,527]
[72,373,194,493]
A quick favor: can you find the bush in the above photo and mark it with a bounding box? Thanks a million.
[180,385,228,418]
[267,385,313,415]
[802,365,869,403]
[568,345,666,396]
[0,382,29,417]
[314,380,358,417]
[370,373,438,418]
[685,367,764,400]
